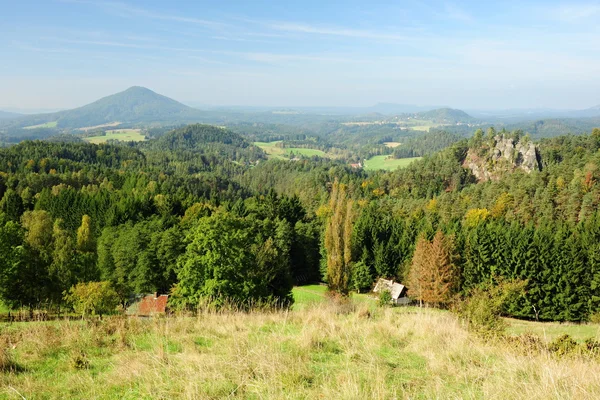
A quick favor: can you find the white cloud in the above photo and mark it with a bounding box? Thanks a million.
[264,22,411,41]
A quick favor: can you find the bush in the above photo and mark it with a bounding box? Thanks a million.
[548,334,578,356]
[506,333,545,354]
[378,290,392,307]
[589,311,600,324]
[584,338,600,356]
[70,350,90,370]
[64,281,120,317]
[454,279,526,337]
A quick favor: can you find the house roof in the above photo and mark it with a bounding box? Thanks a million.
[126,293,168,316]
[373,278,406,300]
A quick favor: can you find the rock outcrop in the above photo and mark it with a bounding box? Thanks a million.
[464,135,540,181]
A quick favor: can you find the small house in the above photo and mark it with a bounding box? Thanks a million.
[373,278,410,305]
[126,293,169,316]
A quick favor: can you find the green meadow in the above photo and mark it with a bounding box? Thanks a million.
[363,155,422,171]
[23,121,58,130]
[254,141,328,159]
[83,129,146,144]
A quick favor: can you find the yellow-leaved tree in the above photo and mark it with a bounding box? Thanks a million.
[324,180,354,295]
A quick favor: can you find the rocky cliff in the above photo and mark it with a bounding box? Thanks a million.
[463,135,540,181]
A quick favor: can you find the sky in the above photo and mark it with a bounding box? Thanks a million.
[2,0,600,111]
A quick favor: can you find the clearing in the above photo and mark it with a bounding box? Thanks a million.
[364,155,422,171]
[83,129,146,144]
[77,122,121,132]
[254,141,329,159]
[23,121,58,130]
[383,142,401,148]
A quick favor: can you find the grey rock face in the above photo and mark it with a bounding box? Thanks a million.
[465,135,540,181]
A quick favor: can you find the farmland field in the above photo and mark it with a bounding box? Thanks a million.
[83,129,146,144]
[23,121,58,129]
[77,122,121,132]
[364,155,422,171]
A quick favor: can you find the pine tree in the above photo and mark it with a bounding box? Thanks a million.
[423,231,458,306]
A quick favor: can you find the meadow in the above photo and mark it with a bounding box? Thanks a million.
[83,129,146,144]
[1,290,599,399]
[254,141,328,159]
[363,156,422,171]
[23,121,58,130]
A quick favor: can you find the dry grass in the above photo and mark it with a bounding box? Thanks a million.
[1,304,600,399]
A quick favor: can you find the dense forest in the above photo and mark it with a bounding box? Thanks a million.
[1,123,599,321]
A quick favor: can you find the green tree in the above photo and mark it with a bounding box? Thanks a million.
[64,281,119,317]
[174,212,293,309]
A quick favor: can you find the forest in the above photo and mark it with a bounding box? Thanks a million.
[1,123,600,322]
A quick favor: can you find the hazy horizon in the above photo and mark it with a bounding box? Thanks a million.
[2,0,600,110]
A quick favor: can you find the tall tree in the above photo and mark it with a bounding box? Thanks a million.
[407,232,458,307]
[324,180,354,295]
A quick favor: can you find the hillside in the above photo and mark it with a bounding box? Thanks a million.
[2,303,599,399]
[3,87,209,129]
[0,110,21,119]
[157,124,250,150]
[506,117,600,138]
[413,107,477,123]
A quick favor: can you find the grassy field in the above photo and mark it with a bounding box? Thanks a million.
[364,155,422,171]
[84,129,146,144]
[254,141,328,159]
[506,318,600,342]
[77,122,121,132]
[1,297,600,399]
[410,125,434,131]
[23,121,58,130]
[383,142,401,148]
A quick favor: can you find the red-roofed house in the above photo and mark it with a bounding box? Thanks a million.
[126,293,169,316]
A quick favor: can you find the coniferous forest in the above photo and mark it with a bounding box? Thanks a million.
[1,124,600,322]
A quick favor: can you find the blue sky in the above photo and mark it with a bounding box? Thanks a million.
[2,0,600,110]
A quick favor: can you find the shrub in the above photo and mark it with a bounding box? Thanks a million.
[584,338,600,356]
[507,333,545,354]
[589,311,600,324]
[70,350,90,370]
[454,279,527,337]
[378,290,392,307]
[64,281,119,318]
[548,334,578,356]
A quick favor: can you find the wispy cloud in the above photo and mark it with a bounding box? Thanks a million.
[13,42,73,53]
[262,21,411,41]
[443,3,472,22]
[50,37,154,49]
[545,2,600,22]
[61,0,228,29]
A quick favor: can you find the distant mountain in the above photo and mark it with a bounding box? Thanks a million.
[0,110,21,119]
[3,87,209,129]
[505,117,600,138]
[368,103,444,115]
[467,105,600,123]
[413,108,476,124]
